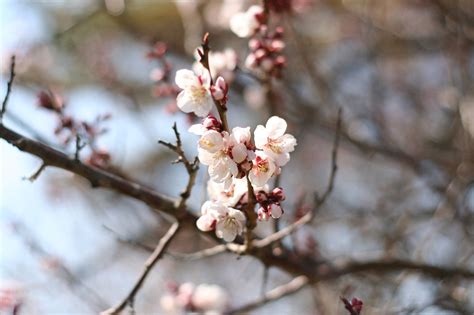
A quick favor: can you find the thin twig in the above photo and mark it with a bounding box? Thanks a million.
[1,55,16,122]
[75,134,86,161]
[23,162,47,182]
[158,122,199,212]
[102,222,180,315]
[226,275,309,314]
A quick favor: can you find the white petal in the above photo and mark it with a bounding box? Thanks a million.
[198,149,214,165]
[266,116,287,138]
[226,158,239,176]
[249,170,267,187]
[280,134,297,152]
[196,214,215,231]
[188,123,207,136]
[199,130,224,153]
[175,69,199,89]
[274,152,290,167]
[232,143,247,163]
[230,13,252,38]
[201,200,213,215]
[270,204,283,219]
[254,125,268,149]
[215,221,231,241]
[209,159,230,183]
[176,91,195,113]
[231,126,251,144]
[193,95,213,117]
[229,208,246,225]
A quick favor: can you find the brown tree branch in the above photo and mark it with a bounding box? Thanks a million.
[0,124,177,216]
[102,222,180,315]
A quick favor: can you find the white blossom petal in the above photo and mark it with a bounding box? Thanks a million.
[175,69,199,89]
[266,116,287,138]
[254,125,268,149]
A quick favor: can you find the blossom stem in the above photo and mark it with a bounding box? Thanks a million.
[244,174,258,251]
[199,33,230,132]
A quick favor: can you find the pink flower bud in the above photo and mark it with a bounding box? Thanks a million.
[249,38,261,50]
[203,115,222,130]
[245,54,258,69]
[255,49,267,59]
[211,77,228,101]
[272,187,285,201]
[271,39,285,52]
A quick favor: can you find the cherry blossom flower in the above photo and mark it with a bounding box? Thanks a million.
[254,116,297,166]
[196,200,224,232]
[230,5,264,38]
[196,201,245,242]
[248,151,276,187]
[175,69,213,117]
[215,207,246,242]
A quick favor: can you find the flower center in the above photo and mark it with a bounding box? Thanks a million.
[190,86,208,103]
[256,156,269,173]
[223,216,237,229]
[199,138,214,149]
[267,138,283,154]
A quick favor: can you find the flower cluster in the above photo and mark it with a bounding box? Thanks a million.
[245,26,286,78]
[190,115,295,189]
[160,282,229,315]
[230,5,286,78]
[187,114,296,241]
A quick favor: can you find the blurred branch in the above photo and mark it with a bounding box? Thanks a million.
[102,222,180,315]
[227,275,309,314]
[11,221,107,311]
[1,55,16,122]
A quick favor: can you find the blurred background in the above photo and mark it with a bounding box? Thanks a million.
[1,0,473,314]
